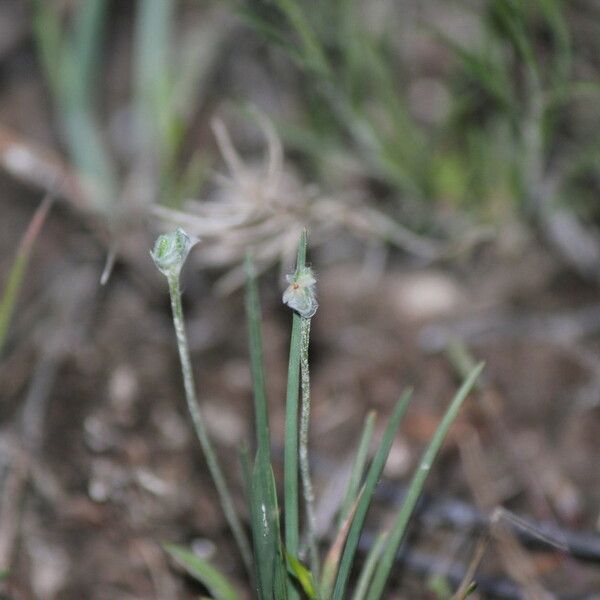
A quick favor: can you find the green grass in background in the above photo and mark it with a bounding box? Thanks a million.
[31,0,600,264]
[237,0,600,230]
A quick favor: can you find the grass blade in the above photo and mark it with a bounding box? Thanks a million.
[337,410,376,530]
[70,0,108,100]
[286,552,320,600]
[245,256,287,599]
[366,363,484,599]
[133,0,177,180]
[245,254,271,461]
[331,388,413,600]
[0,192,54,355]
[164,544,241,600]
[284,230,307,600]
[63,0,117,211]
[31,0,63,94]
[273,0,330,76]
[238,444,253,505]
[249,454,286,600]
[321,492,361,599]
[351,531,388,600]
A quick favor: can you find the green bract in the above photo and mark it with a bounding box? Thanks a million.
[151,228,197,277]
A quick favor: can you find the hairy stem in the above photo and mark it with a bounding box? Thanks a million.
[166,272,253,577]
[299,316,319,577]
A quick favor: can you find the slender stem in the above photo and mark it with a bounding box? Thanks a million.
[166,273,253,577]
[299,316,319,577]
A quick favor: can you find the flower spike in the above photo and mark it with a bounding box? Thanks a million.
[283,266,318,318]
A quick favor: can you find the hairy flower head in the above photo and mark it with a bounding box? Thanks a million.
[283,266,318,318]
[151,228,198,277]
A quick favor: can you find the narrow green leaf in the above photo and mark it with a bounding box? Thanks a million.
[338,411,376,529]
[321,492,361,599]
[331,388,413,600]
[245,257,287,600]
[284,230,307,600]
[431,29,514,116]
[31,0,64,94]
[366,363,484,599]
[134,0,175,107]
[351,531,388,600]
[238,444,253,505]
[245,254,271,461]
[163,544,241,600]
[70,0,109,100]
[0,193,54,355]
[286,552,319,600]
[133,0,177,171]
[273,0,330,76]
[249,453,287,600]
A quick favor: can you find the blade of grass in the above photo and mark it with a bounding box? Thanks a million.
[163,544,241,600]
[337,410,376,530]
[245,254,271,461]
[321,492,361,599]
[70,0,108,99]
[245,256,287,600]
[351,531,388,600]
[238,443,253,504]
[134,0,174,116]
[249,454,287,600]
[33,0,117,212]
[62,0,117,212]
[273,0,330,76]
[0,192,54,355]
[31,0,63,95]
[286,552,320,600]
[284,230,307,600]
[331,388,413,600]
[366,363,484,599]
[134,0,176,178]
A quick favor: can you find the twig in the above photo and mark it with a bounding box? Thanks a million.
[446,340,557,522]
[460,430,552,599]
[0,124,86,210]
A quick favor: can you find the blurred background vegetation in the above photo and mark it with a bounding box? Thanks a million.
[1,1,600,598]
[18,0,600,277]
